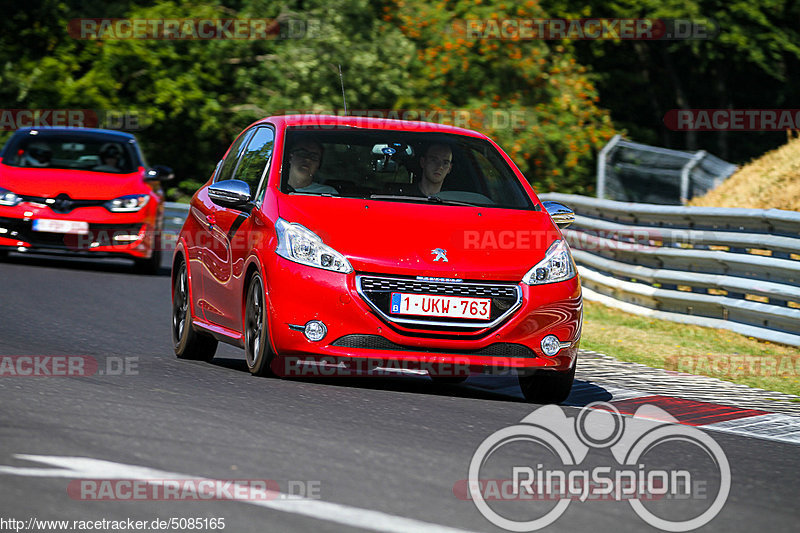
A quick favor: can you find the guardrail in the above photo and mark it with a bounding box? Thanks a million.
[539,193,800,347]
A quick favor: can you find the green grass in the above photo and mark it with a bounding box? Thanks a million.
[581,300,800,397]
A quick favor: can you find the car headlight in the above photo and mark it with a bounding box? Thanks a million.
[0,187,22,206]
[105,194,149,212]
[275,218,353,273]
[522,239,576,285]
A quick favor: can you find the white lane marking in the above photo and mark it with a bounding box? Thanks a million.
[0,455,478,533]
[703,414,800,444]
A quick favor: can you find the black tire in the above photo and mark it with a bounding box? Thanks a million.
[172,260,217,361]
[0,248,8,261]
[133,248,162,275]
[244,272,276,376]
[518,364,576,404]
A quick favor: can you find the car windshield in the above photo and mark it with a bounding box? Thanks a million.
[280,129,534,209]
[3,134,138,173]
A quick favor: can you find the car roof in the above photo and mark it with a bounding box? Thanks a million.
[258,114,490,139]
[12,127,137,141]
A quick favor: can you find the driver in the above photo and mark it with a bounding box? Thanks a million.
[286,139,338,195]
[94,143,124,172]
[21,141,53,167]
[414,143,453,196]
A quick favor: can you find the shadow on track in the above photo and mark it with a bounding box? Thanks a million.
[208,356,621,406]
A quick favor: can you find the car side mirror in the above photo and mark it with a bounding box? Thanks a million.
[145,165,175,183]
[208,179,252,209]
[542,201,575,229]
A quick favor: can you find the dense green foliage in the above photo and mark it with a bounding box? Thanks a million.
[1,0,797,199]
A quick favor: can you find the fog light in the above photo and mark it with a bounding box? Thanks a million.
[540,335,562,357]
[304,320,327,342]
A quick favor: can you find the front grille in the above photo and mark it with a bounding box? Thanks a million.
[332,334,536,358]
[0,217,142,250]
[356,274,522,331]
[18,194,106,214]
[359,277,518,299]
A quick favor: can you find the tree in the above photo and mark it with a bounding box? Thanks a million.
[542,0,800,161]
[383,0,617,194]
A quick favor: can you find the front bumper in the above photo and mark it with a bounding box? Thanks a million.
[264,256,582,377]
[0,205,156,259]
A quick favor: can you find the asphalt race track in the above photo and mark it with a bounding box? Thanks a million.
[1,252,799,533]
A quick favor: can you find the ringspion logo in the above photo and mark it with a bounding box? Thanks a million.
[464,402,730,531]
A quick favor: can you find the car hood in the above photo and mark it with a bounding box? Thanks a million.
[277,196,561,281]
[0,164,144,200]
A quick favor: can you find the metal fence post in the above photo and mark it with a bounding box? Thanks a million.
[596,134,622,200]
[680,150,706,205]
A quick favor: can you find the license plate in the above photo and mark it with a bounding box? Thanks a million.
[390,293,491,320]
[32,219,89,234]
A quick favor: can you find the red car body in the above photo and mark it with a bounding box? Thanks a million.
[172,115,582,402]
[0,128,170,272]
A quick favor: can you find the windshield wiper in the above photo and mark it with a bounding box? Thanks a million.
[368,194,481,207]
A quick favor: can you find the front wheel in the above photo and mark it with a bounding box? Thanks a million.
[518,364,575,404]
[172,260,217,361]
[244,272,275,376]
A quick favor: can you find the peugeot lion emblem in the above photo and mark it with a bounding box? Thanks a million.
[431,248,448,262]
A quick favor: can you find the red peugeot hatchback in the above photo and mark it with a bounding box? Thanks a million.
[0,127,172,273]
[172,115,581,403]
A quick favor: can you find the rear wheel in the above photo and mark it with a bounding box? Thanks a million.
[244,272,275,376]
[518,364,575,404]
[0,248,7,261]
[172,260,217,361]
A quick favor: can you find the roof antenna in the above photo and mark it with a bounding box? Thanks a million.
[338,64,348,115]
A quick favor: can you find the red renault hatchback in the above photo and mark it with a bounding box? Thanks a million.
[0,127,172,273]
[172,115,581,403]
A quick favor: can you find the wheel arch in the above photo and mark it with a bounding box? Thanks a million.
[242,252,280,358]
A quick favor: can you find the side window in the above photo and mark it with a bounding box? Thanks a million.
[215,129,255,183]
[233,127,275,195]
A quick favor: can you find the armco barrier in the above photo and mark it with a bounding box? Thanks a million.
[539,193,800,347]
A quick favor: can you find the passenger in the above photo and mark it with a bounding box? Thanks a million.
[94,143,124,172]
[414,143,453,196]
[286,139,338,195]
[21,141,53,167]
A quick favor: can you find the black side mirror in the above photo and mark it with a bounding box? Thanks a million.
[208,179,252,209]
[145,165,175,183]
[542,201,575,229]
